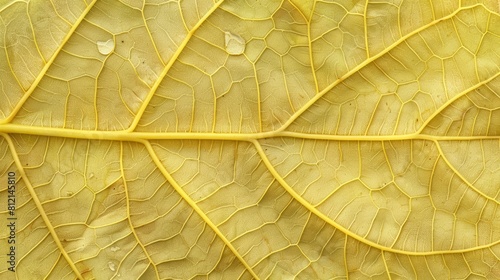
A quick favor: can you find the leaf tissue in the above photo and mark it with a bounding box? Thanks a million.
[0,0,500,279]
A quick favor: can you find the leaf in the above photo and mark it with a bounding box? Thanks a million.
[1,0,500,279]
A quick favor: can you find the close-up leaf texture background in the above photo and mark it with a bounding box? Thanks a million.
[1,0,500,279]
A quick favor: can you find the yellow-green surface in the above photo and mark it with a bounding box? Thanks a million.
[1,0,500,279]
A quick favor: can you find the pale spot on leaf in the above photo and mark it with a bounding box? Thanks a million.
[97,39,115,55]
[108,261,116,272]
[224,32,245,55]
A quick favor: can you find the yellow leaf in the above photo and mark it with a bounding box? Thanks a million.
[1,0,499,279]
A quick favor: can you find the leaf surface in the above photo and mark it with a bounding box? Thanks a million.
[1,0,500,279]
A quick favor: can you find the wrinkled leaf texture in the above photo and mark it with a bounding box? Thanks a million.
[1,0,500,279]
